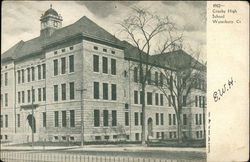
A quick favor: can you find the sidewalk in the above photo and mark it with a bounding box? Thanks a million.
[1,144,206,153]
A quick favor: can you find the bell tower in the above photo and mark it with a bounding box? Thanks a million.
[40,5,63,37]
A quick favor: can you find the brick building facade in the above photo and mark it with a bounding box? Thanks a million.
[1,7,206,143]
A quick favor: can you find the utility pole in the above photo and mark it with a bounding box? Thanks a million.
[31,86,34,149]
[76,83,87,147]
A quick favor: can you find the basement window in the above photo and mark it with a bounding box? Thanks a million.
[104,136,109,140]
[113,135,117,139]
[95,136,101,140]
[70,136,74,141]
[62,136,66,140]
[54,136,58,140]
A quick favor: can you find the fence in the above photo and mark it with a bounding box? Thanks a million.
[0,151,182,162]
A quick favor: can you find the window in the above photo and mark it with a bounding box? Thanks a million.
[195,114,198,125]
[93,82,99,99]
[134,67,138,82]
[203,113,205,125]
[140,91,144,104]
[111,50,115,54]
[111,59,116,75]
[17,114,20,127]
[161,132,164,139]
[147,92,152,105]
[156,132,160,139]
[0,115,3,128]
[27,90,31,103]
[61,57,66,74]
[94,110,100,127]
[5,93,8,107]
[93,55,99,72]
[94,46,98,50]
[43,112,46,127]
[54,111,59,127]
[4,72,8,86]
[62,111,67,127]
[134,112,139,126]
[147,70,151,85]
[135,133,139,141]
[160,94,164,106]
[69,55,74,72]
[111,84,117,100]
[54,51,58,54]
[202,96,206,108]
[155,93,159,105]
[112,110,117,126]
[32,89,35,102]
[38,88,42,101]
[27,68,30,82]
[22,91,25,103]
[169,114,172,125]
[69,82,75,100]
[156,113,159,125]
[140,112,143,125]
[168,95,171,107]
[17,71,21,84]
[70,46,74,50]
[42,64,46,79]
[43,87,46,101]
[54,85,58,101]
[196,131,199,138]
[38,65,41,80]
[160,113,164,125]
[31,67,35,81]
[103,83,108,100]
[134,90,138,104]
[173,114,176,125]
[125,112,129,126]
[61,48,65,52]
[195,96,198,107]
[183,114,187,125]
[199,96,202,108]
[183,96,187,106]
[103,110,109,126]
[61,83,66,100]
[21,69,25,83]
[53,60,58,76]
[5,115,8,127]
[70,110,75,127]
[199,114,202,125]
[103,48,107,52]
[102,57,108,74]
[95,136,101,140]
[155,72,158,86]
[18,92,21,103]
[160,73,163,86]
[104,136,109,140]
[139,69,143,83]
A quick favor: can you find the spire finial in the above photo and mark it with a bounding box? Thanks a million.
[50,4,52,8]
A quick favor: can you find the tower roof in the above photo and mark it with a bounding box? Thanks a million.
[44,8,58,17]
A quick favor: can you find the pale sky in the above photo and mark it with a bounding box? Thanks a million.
[2,1,206,61]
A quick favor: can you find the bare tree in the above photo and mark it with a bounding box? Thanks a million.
[152,45,206,143]
[119,7,182,145]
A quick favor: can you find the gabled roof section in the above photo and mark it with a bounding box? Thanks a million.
[151,49,206,71]
[46,16,122,46]
[1,40,25,61]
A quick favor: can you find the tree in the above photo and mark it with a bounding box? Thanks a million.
[119,7,182,145]
[152,45,206,143]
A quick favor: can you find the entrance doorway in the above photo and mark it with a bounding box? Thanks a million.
[27,114,36,133]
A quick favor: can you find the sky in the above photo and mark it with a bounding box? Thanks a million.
[2,1,206,61]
